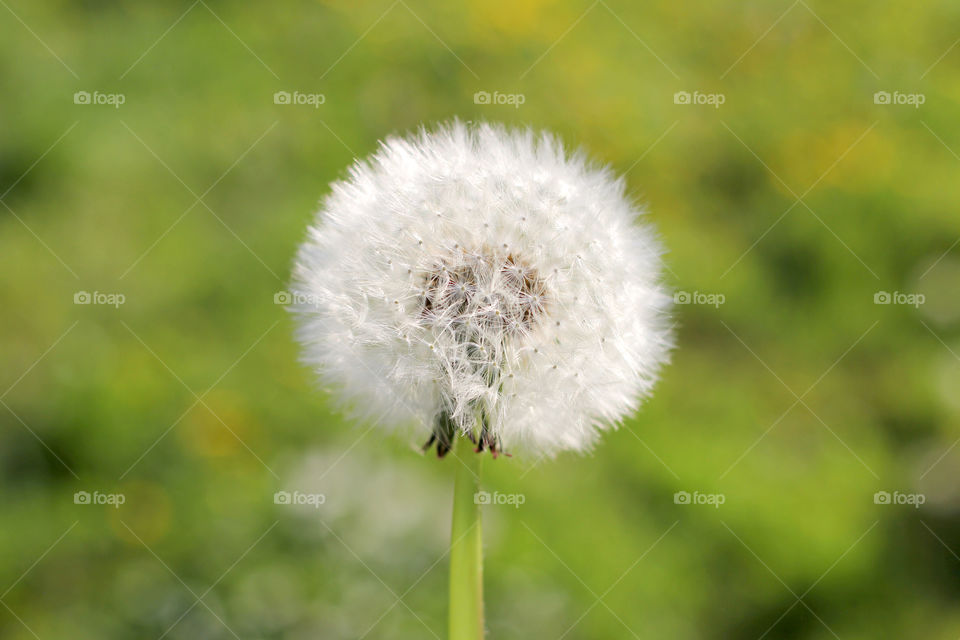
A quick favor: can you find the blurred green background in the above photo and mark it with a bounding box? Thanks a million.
[3,1,960,638]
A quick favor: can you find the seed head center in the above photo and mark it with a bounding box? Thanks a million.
[420,249,547,336]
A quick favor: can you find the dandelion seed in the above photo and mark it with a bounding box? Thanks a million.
[291,121,672,457]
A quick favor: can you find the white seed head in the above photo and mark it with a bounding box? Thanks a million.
[292,121,673,456]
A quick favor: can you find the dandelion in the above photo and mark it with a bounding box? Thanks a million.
[291,121,672,638]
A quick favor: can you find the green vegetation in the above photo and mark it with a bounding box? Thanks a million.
[2,1,959,638]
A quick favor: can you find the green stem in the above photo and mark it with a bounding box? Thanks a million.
[449,433,484,640]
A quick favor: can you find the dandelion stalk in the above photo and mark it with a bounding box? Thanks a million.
[448,431,484,640]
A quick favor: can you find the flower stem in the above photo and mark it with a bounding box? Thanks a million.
[449,433,483,639]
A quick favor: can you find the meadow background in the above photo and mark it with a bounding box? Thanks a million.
[2,1,960,638]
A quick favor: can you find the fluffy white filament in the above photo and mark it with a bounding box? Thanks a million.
[292,121,672,456]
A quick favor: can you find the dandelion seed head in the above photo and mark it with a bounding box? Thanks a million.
[292,121,673,456]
